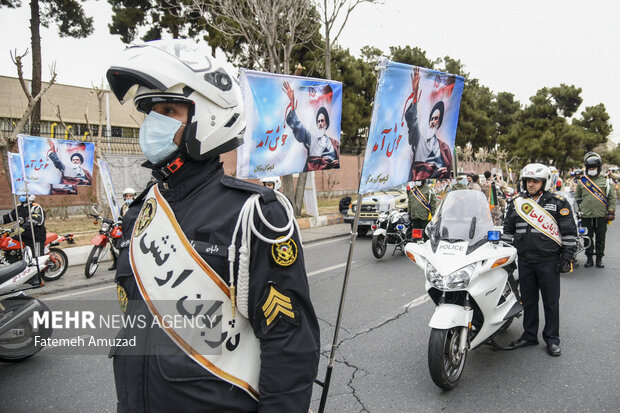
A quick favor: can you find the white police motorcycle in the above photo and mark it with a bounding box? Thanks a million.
[0,247,53,362]
[405,190,522,390]
[371,199,410,259]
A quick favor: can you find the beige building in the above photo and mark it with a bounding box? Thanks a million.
[0,75,144,153]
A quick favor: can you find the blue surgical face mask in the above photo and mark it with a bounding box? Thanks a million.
[125,198,133,205]
[139,111,184,164]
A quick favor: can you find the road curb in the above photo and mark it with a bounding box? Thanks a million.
[62,215,346,267]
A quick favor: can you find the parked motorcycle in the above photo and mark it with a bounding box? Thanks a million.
[0,249,53,362]
[43,232,74,281]
[404,190,522,390]
[371,199,411,259]
[557,191,590,257]
[0,227,73,281]
[85,207,122,278]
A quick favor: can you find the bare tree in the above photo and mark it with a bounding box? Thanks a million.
[316,0,378,79]
[190,0,318,214]
[191,0,318,75]
[82,81,108,215]
[51,103,77,140]
[1,49,56,186]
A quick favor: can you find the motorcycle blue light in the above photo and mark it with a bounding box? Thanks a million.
[396,224,405,230]
[487,230,501,241]
[579,228,586,234]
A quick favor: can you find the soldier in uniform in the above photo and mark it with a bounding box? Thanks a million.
[406,179,437,239]
[575,152,616,268]
[504,164,577,357]
[107,40,319,413]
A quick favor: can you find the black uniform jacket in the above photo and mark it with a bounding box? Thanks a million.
[0,203,46,242]
[503,191,577,263]
[112,158,320,413]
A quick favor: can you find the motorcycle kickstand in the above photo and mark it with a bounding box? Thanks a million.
[486,337,514,351]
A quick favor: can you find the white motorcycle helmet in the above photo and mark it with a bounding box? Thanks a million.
[122,187,137,199]
[520,163,552,192]
[260,176,282,191]
[106,39,245,162]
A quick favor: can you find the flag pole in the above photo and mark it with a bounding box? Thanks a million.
[316,58,387,413]
[316,191,364,413]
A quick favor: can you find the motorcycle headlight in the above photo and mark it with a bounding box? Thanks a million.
[425,262,476,290]
[101,222,110,232]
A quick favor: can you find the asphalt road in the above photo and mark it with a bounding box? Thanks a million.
[1,222,619,413]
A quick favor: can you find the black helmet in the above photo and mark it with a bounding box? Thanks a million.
[584,152,602,175]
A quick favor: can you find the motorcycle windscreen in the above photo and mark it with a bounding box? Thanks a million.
[426,190,494,254]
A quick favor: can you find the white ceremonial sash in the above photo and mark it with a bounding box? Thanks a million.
[514,197,562,246]
[130,185,260,400]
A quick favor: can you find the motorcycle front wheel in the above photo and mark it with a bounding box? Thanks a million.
[0,298,53,362]
[84,244,108,278]
[428,327,467,390]
[42,247,68,281]
[371,234,387,259]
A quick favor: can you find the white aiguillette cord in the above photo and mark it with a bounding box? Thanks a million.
[228,191,301,319]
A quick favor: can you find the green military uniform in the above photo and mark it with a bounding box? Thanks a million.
[407,182,437,239]
[575,174,616,261]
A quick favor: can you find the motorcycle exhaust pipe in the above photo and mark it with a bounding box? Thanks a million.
[0,298,48,337]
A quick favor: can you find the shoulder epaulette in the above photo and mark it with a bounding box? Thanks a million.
[134,180,157,204]
[221,175,277,203]
[554,194,565,201]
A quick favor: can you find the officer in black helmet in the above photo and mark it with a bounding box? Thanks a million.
[107,39,319,413]
[575,152,616,268]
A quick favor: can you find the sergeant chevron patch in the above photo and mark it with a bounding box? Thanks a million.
[259,283,299,333]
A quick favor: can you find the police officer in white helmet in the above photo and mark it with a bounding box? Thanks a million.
[259,176,281,191]
[120,187,137,218]
[504,163,577,357]
[107,39,319,413]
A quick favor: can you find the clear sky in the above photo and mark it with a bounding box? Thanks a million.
[1,0,618,143]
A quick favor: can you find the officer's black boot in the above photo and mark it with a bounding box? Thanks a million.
[596,256,604,268]
[584,256,594,268]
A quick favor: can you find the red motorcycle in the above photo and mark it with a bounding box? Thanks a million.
[85,207,122,278]
[0,228,73,281]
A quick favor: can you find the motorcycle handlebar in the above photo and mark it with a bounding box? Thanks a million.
[500,234,514,244]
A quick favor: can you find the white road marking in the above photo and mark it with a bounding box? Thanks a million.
[45,284,115,300]
[403,294,431,308]
[307,262,353,277]
[304,236,349,248]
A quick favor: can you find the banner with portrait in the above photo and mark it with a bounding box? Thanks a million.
[8,151,77,195]
[7,152,28,195]
[98,159,120,222]
[17,135,95,187]
[237,70,343,179]
[359,59,464,194]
